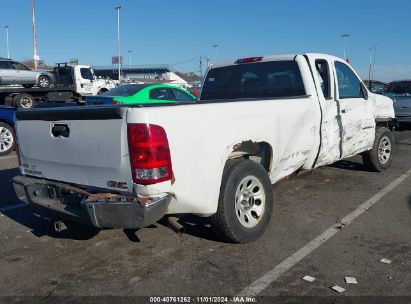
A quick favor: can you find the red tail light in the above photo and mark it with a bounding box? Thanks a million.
[127,123,172,185]
[235,57,263,64]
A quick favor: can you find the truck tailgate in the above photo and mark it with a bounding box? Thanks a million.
[15,106,134,193]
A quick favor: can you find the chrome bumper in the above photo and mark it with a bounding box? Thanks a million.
[12,175,170,229]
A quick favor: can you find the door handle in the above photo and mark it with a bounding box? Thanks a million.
[51,124,70,138]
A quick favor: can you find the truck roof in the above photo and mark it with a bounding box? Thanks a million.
[210,53,342,69]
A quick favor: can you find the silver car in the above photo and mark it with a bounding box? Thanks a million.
[0,58,54,88]
[385,80,411,123]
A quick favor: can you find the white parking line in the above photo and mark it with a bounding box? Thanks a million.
[238,168,411,296]
[0,155,17,161]
[0,203,27,213]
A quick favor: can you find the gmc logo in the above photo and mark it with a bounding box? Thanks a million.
[107,181,128,189]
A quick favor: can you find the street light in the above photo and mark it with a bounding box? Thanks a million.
[341,33,350,60]
[115,5,122,81]
[4,25,9,59]
[128,49,132,68]
[32,0,39,69]
[213,44,218,62]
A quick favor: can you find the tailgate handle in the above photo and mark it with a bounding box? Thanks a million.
[51,124,70,138]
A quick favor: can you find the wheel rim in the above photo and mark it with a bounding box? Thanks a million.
[235,175,266,228]
[20,97,33,108]
[39,77,49,87]
[378,136,391,165]
[0,126,13,153]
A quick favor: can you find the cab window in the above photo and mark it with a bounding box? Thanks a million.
[80,68,94,80]
[335,61,362,99]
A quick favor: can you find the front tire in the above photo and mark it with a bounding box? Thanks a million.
[0,122,15,156]
[37,75,51,88]
[362,127,394,172]
[211,159,273,243]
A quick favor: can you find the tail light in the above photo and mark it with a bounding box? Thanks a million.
[127,123,172,185]
[235,57,263,64]
[112,99,123,105]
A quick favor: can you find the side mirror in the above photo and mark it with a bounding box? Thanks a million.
[361,83,369,100]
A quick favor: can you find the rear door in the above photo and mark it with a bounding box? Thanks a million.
[333,60,375,158]
[305,54,342,167]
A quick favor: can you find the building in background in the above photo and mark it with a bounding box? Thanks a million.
[92,65,198,89]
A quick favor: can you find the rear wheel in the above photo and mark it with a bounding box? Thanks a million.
[362,127,394,172]
[13,93,35,109]
[37,75,51,88]
[211,159,273,243]
[0,122,15,156]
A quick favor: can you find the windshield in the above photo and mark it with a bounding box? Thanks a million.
[200,60,306,100]
[385,81,411,96]
[101,84,148,97]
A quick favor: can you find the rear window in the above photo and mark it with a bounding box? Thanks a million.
[385,81,411,95]
[200,61,306,100]
[102,84,148,97]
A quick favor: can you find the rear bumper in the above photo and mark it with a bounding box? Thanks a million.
[12,175,171,229]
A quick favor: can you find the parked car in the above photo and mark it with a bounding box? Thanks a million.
[385,80,411,123]
[0,105,16,156]
[363,80,386,95]
[0,58,54,88]
[86,83,196,105]
[12,53,396,243]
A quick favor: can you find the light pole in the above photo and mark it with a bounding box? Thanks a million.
[213,44,218,63]
[128,49,132,68]
[341,33,350,60]
[5,25,9,59]
[32,0,39,70]
[115,5,122,81]
[368,48,373,83]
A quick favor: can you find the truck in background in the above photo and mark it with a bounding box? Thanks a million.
[0,64,117,109]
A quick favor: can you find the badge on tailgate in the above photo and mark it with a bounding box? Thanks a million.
[107,181,128,190]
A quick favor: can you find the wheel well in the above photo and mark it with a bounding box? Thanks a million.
[227,141,273,172]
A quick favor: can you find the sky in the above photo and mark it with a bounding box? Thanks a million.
[1,0,411,81]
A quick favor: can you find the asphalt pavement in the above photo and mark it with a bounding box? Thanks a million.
[0,127,410,304]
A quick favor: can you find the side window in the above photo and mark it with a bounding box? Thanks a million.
[149,88,173,100]
[80,68,93,80]
[315,60,331,99]
[11,62,30,70]
[0,62,11,69]
[335,61,362,99]
[172,89,195,102]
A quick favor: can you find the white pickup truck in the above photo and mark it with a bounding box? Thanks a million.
[13,53,396,243]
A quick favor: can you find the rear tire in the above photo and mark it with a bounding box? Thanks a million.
[362,127,394,172]
[37,75,51,88]
[210,159,273,243]
[13,93,35,109]
[0,122,15,156]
